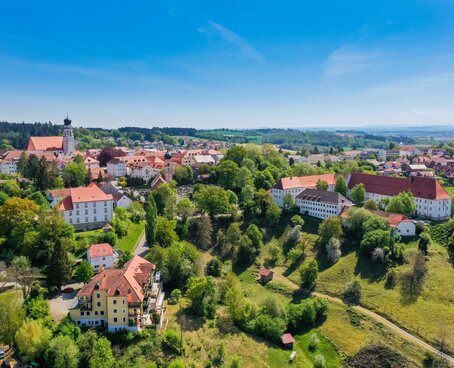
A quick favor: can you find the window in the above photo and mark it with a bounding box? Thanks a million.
[123,317,126,322]
[104,208,107,213]
[95,311,98,315]
[97,302,101,307]
[94,216,97,222]
[113,318,117,322]
[100,311,104,315]
[85,210,88,215]
[113,309,117,314]
[113,300,117,305]
[76,210,80,215]
[86,312,90,316]
[85,217,88,222]
[105,215,108,220]
[77,321,81,325]
[97,293,100,298]
[81,312,84,316]
[104,201,107,206]
[85,203,88,208]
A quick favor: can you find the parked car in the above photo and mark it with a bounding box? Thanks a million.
[0,348,5,359]
[62,287,74,293]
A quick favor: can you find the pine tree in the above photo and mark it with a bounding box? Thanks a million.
[47,238,72,289]
[145,194,158,245]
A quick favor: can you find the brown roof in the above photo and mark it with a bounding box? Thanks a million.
[348,173,450,200]
[274,174,337,190]
[89,243,114,258]
[77,255,155,303]
[259,267,272,277]
[27,136,63,151]
[296,188,351,205]
[150,175,167,190]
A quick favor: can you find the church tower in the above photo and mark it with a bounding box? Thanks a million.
[164,151,173,182]
[63,115,75,155]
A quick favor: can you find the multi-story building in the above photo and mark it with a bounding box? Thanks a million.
[107,158,127,178]
[48,183,114,230]
[87,243,118,271]
[271,174,337,207]
[347,173,451,220]
[129,162,156,182]
[295,188,352,219]
[70,255,164,332]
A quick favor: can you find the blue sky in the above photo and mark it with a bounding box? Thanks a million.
[1,0,454,129]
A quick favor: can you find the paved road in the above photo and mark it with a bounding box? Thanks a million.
[275,270,454,365]
[134,231,148,256]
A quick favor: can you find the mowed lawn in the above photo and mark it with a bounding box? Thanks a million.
[296,243,454,354]
[75,220,145,254]
[443,186,454,197]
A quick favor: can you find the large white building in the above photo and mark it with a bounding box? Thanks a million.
[49,183,114,230]
[271,174,337,207]
[271,172,451,221]
[347,173,451,220]
[296,188,352,220]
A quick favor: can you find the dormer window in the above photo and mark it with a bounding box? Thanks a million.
[94,283,100,290]
[115,288,121,296]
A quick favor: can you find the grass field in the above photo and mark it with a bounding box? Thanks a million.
[75,220,145,254]
[286,241,454,354]
[444,185,454,197]
[115,221,145,253]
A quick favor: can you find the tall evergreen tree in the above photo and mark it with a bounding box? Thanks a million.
[334,176,348,197]
[47,238,72,289]
[145,194,158,245]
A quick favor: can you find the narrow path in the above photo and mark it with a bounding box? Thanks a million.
[274,270,454,365]
[134,231,148,256]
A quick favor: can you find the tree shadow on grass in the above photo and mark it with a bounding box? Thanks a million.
[175,308,204,332]
[353,252,387,282]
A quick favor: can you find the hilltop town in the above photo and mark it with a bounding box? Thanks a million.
[1,119,454,367]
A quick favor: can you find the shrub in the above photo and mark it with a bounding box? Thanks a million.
[326,237,341,263]
[168,289,182,305]
[314,354,326,368]
[206,257,223,277]
[309,333,320,352]
[162,329,182,353]
[343,280,362,304]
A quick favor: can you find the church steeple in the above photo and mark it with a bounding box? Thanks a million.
[63,114,75,154]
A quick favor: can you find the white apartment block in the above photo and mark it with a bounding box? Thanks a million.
[107,158,127,178]
[296,188,352,220]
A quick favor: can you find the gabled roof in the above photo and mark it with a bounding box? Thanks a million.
[296,188,352,205]
[281,333,295,345]
[274,174,337,190]
[150,175,167,190]
[368,210,412,228]
[27,136,63,151]
[77,255,155,303]
[70,184,113,203]
[88,243,114,258]
[348,173,450,200]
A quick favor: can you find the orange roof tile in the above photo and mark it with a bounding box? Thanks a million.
[275,174,337,190]
[27,136,63,151]
[78,255,155,303]
[89,243,114,258]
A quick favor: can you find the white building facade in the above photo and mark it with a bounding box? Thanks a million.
[296,189,352,220]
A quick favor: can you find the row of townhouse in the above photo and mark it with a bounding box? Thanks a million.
[271,173,451,221]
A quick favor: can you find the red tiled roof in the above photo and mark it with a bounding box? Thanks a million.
[259,267,272,277]
[348,173,450,200]
[369,210,410,227]
[27,136,63,151]
[281,333,295,345]
[274,174,337,190]
[89,243,114,258]
[78,255,155,303]
[70,185,113,203]
[150,175,167,190]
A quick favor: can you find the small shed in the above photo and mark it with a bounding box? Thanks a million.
[281,333,296,349]
[258,267,274,283]
[103,223,113,233]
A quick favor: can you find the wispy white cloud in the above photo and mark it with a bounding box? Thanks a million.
[198,20,265,63]
[322,46,389,78]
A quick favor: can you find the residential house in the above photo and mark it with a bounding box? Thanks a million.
[87,243,118,271]
[97,182,132,209]
[107,158,127,178]
[70,255,164,332]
